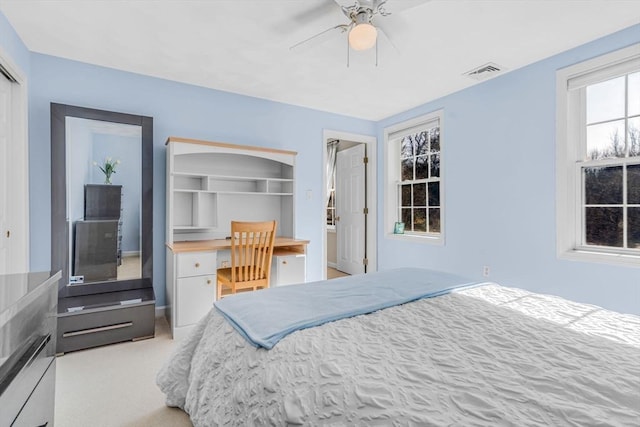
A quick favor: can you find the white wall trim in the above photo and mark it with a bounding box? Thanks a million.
[556,43,640,268]
[383,110,445,245]
[155,305,167,318]
[0,44,29,273]
[321,129,377,279]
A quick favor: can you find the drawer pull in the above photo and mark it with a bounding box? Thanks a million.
[282,260,287,264]
[63,322,133,338]
[195,262,200,268]
[207,279,212,285]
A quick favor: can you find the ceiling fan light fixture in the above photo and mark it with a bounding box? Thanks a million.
[348,22,377,51]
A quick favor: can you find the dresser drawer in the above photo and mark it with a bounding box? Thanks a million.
[177,251,217,278]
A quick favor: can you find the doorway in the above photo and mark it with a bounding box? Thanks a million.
[322,130,377,280]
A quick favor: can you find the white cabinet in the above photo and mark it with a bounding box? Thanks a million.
[168,250,217,339]
[272,252,306,286]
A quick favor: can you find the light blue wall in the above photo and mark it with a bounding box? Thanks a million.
[0,10,29,77]
[25,53,376,306]
[0,9,637,314]
[377,24,640,315]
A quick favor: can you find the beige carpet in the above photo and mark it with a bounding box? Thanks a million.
[55,317,193,427]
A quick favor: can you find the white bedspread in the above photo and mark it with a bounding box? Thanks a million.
[157,284,640,426]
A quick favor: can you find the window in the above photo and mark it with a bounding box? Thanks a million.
[385,110,443,243]
[557,44,640,265]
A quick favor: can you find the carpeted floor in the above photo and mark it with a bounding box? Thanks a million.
[55,316,193,427]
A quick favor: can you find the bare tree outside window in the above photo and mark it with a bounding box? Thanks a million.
[397,127,441,234]
[583,71,640,250]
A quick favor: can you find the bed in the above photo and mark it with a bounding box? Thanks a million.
[157,268,640,426]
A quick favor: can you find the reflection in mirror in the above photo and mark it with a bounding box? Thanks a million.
[66,118,142,285]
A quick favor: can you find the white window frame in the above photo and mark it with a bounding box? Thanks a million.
[384,110,444,244]
[556,43,640,267]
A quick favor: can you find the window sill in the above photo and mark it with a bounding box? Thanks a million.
[559,249,640,268]
[326,227,336,233]
[385,232,444,246]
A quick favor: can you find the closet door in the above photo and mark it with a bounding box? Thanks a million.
[0,68,28,275]
[0,74,11,273]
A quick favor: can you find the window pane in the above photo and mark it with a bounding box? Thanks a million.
[628,164,640,205]
[585,207,623,247]
[400,137,413,159]
[401,158,413,181]
[430,128,440,153]
[414,208,427,232]
[586,76,625,124]
[429,208,441,233]
[629,207,640,249]
[413,183,426,207]
[428,182,440,207]
[586,120,626,159]
[629,72,640,117]
[415,156,429,180]
[584,166,623,205]
[401,208,412,231]
[430,153,440,178]
[629,116,640,158]
[401,184,412,206]
[327,209,334,225]
[414,131,429,156]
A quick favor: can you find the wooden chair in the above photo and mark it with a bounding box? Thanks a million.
[216,220,277,299]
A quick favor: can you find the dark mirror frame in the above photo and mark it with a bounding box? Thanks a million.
[51,103,153,298]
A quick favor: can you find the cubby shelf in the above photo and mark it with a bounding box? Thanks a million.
[166,138,296,243]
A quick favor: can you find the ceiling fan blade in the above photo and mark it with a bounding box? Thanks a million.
[376,23,400,54]
[290,24,350,52]
[377,0,431,15]
[290,0,342,26]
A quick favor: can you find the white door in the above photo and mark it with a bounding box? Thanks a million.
[336,144,366,275]
[0,75,11,273]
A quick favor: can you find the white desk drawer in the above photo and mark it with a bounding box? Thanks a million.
[177,251,217,278]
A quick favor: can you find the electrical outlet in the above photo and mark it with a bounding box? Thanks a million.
[482,266,490,277]
[221,260,230,268]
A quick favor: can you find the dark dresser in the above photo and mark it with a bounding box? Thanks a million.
[0,271,61,426]
[73,184,122,283]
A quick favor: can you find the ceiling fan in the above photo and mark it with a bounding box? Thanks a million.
[289,0,428,61]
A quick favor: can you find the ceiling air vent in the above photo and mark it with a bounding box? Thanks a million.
[464,62,505,81]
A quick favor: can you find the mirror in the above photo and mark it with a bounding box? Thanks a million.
[51,104,153,298]
[66,118,142,284]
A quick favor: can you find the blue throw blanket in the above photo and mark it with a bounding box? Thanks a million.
[214,268,482,349]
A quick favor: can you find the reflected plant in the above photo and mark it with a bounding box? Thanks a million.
[94,157,120,184]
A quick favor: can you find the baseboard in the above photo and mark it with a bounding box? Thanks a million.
[327,262,338,269]
[155,305,167,318]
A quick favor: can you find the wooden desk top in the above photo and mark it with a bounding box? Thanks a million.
[167,237,309,254]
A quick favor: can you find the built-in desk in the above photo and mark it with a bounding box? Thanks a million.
[167,237,308,254]
[165,237,309,339]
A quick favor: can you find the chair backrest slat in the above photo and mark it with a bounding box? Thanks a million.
[230,220,276,287]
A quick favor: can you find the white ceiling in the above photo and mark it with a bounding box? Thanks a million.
[1,0,639,121]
